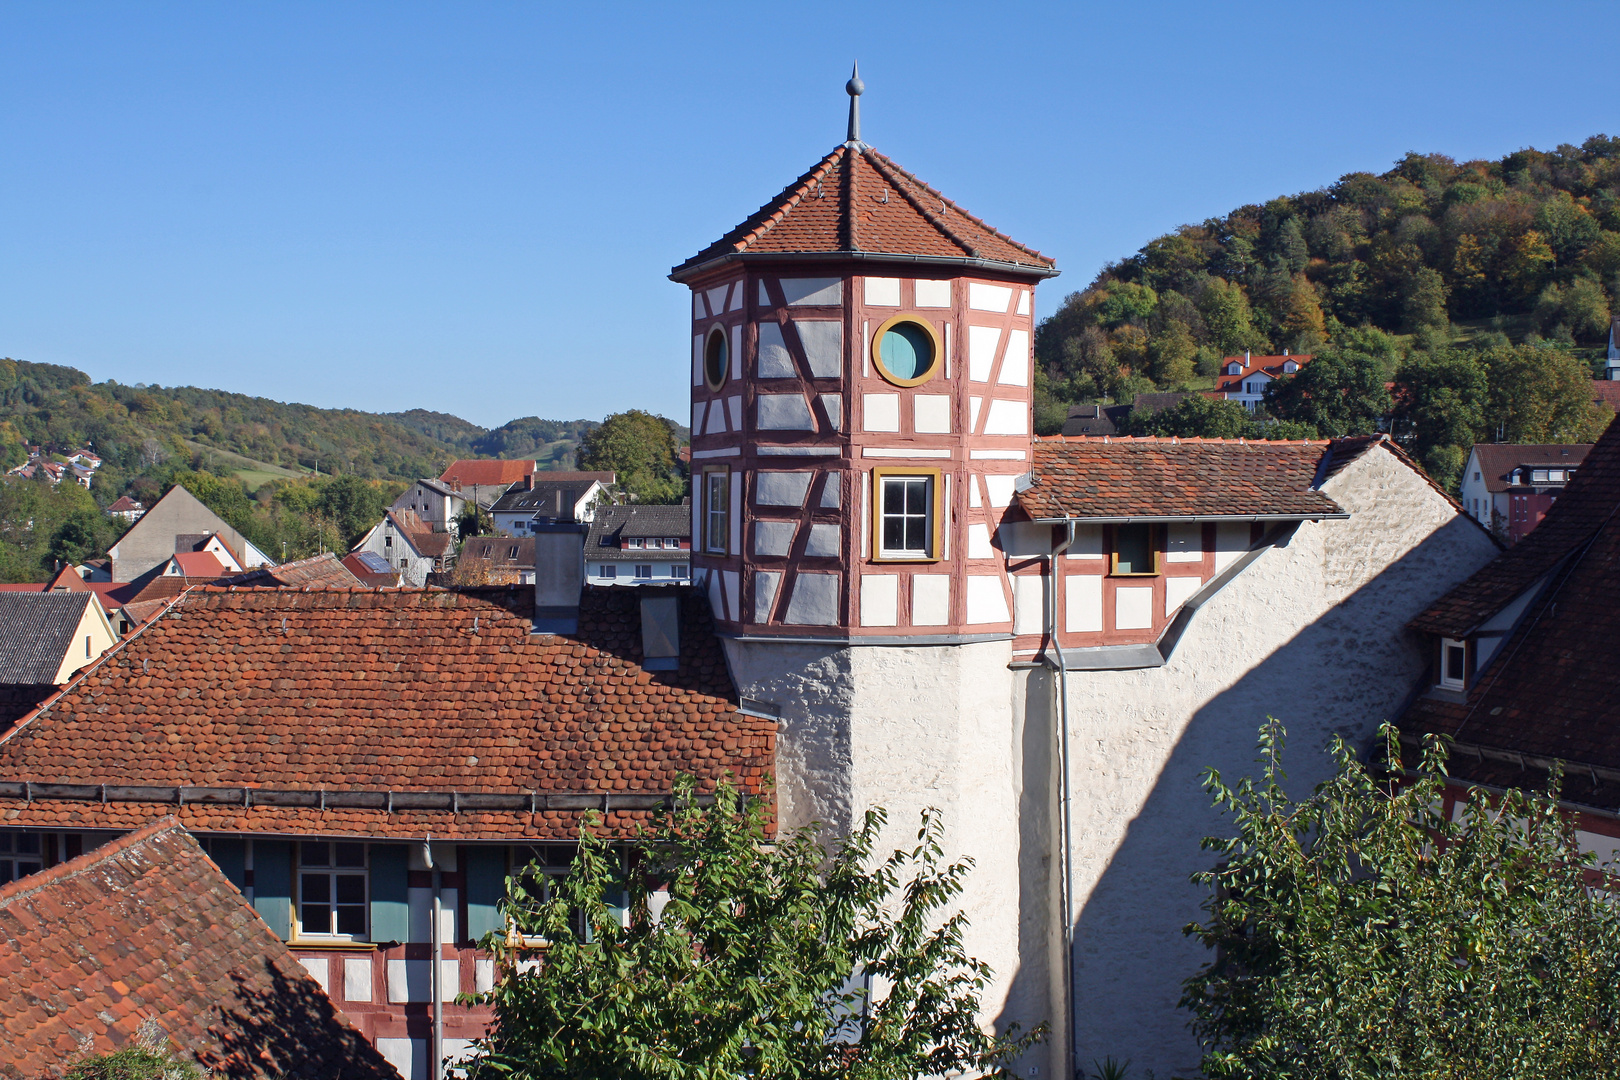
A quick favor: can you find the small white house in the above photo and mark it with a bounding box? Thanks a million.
[490,474,615,537]
[1211,352,1309,411]
[584,505,691,586]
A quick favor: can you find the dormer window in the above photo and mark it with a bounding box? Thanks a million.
[1439,637,1469,691]
[1282,360,1298,373]
[1226,362,1242,375]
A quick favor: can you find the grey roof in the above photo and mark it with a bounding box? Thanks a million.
[462,537,536,568]
[0,593,96,684]
[492,479,603,520]
[1061,403,1126,437]
[586,505,693,561]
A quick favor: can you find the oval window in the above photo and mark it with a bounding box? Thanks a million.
[704,326,729,390]
[872,316,941,387]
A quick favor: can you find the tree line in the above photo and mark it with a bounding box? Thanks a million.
[1035,135,1620,479]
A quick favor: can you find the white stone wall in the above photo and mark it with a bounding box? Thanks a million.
[1061,445,1499,1076]
[723,638,1063,1077]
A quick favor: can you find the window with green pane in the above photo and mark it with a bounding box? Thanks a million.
[1111,523,1158,576]
[871,316,940,386]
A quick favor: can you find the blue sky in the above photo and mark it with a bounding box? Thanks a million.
[5,2,1619,429]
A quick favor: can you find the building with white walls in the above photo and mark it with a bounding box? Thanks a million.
[673,73,1501,1078]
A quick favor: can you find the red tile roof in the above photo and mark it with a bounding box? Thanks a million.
[0,587,770,840]
[341,551,402,588]
[671,144,1056,281]
[0,818,397,1079]
[218,552,364,589]
[1017,436,1349,522]
[169,550,227,577]
[438,459,535,487]
[1466,443,1590,493]
[1411,415,1620,637]
[108,495,144,513]
[1592,380,1620,411]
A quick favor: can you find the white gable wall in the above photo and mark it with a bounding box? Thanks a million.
[1060,444,1498,1076]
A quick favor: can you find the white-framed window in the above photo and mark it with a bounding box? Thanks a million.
[599,565,617,579]
[0,832,43,884]
[635,564,653,579]
[628,538,644,549]
[873,469,940,561]
[705,471,729,554]
[1439,637,1468,691]
[672,564,689,579]
[1532,469,1550,482]
[667,538,680,548]
[297,841,368,940]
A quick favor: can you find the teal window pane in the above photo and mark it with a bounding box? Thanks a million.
[880,322,934,380]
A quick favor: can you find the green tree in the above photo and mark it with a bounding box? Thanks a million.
[466,779,1041,1080]
[315,474,391,549]
[577,409,687,504]
[1398,267,1449,332]
[1147,322,1197,385]
[1183,721,1620,1079]
[1391,347,1487,489]
[1197,278,1266,356]
[1482,343,1610,444]
[1264,346,1392,438]
[1128,395,1279,440]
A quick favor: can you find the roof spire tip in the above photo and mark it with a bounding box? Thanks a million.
[845,61,866,148]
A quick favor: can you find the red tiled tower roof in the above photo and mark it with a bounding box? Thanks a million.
[671,144,1057,282]
[0,818,397,1078]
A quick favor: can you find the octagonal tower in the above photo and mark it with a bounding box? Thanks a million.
[669,70,1064,1074]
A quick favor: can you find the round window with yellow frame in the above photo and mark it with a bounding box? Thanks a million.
[871,314,942,387]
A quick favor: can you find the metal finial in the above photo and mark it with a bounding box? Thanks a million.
[845,61,865,147]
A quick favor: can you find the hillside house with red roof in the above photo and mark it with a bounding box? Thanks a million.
[1207,351,1311,411]
[1457,443,1590,543]
[436,460,535,511]
[0,586,765,1077]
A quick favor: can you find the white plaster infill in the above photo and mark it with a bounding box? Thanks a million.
[691,447,741,459]
[970,449,1026,460]
[757,446,841,456]
[861,448,952,458]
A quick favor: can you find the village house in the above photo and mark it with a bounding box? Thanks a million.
[0,591,120,731]
[351,510,455,587]
[106,484,274,582]
[0,819,397,1078]
[436,459,534,511]
[107,494,146,523]
[1207,350,1311,411]
[390,479,467,535]
[0,586,766,1079]
[584,504,691,586]
[670,74,1499,1078]
[489,472,615,537]
[344,550,404,587]
[1401,414,1620,874]
[457,536,536,585]
[1457,442,1589,543]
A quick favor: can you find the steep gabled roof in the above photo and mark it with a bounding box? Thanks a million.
[168,550,228,577]
[0,592,97,684]
[1211,354,1312,396]
[1017,437,1348,522]
[1412,417,1620,637]
[0,587,769,840]
[671,144,1057,282]
[0,818,398,1079]
[386,509,455,558]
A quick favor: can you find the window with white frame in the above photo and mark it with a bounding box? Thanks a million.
[0,832,43,884]
[635,564,653,579]
[672,564,689,579]
[1439,637,1468,691]
[705,471,729,554]
[628,538,644,548]
[875,471,937,560]
[599,565,617,579]
[298,841,368,939]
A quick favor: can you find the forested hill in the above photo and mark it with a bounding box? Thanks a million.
[0,358,597,485]
[1035,134,1620,433]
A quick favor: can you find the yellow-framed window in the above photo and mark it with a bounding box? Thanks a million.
[1109,523,1160,577]
[872,467,943,561]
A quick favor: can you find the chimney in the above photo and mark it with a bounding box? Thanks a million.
[639,593,680,671]
[531,521,586,634]
[524,472,534,491]
[1245,349,1251,363]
